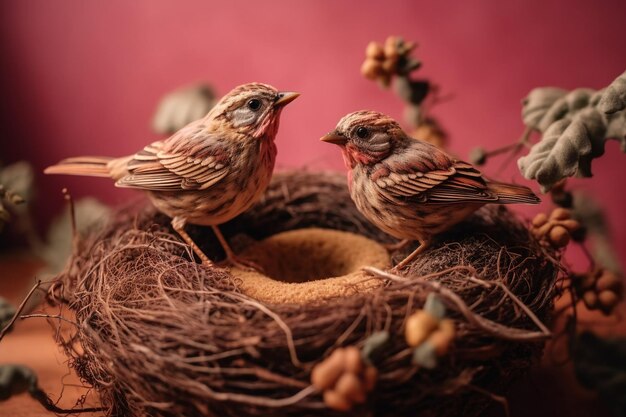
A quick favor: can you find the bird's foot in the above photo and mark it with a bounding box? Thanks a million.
[390,240,429,273]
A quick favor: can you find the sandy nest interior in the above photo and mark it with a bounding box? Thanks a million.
[231,228,389,304]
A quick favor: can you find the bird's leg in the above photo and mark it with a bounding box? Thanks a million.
[383,239,411,252]
[391,239,430,272]
[171,217,214,266]
[211,225,264,272]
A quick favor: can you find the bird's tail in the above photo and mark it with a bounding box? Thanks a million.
[44,156,114,178]
[488,181,540,204]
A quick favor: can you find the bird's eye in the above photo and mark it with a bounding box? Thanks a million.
[355,126,370,139]
[247,99,262,111]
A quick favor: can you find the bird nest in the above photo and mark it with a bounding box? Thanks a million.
[47,171,559,417]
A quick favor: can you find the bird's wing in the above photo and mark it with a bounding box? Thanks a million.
[115,125,229,192]
[373,144,497,204]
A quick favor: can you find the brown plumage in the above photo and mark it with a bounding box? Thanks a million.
[45,82,299,267]
[321,110,540,270]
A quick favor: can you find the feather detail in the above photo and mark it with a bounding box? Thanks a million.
[44,156,114,178]
[487,181,541,204]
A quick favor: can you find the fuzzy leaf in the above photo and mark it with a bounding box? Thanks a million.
[152,83,216,135]
[424,293,446,320]
[606,110,626,152]
[38,198,111,273]
[573,332,626,417]
[599,70,626,115]
[524,88,597,132]
[361,331,390,364]
[0,161,33,210]
[521,87,567,130]
[518,108,607,191]
[412,341,437,369]
[0,365,37,400]
[0,297,16,330]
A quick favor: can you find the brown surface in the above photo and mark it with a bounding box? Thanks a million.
[0,256,102,417]
[231,228,390,304]
[0,256,623,417]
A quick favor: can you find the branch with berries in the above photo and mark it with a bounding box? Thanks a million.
[405,294,455,369]
[310,346,379,412]
[360,36,448,149]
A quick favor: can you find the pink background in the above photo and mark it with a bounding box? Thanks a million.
[1,0,625,266]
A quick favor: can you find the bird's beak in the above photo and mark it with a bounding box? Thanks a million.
[274,91,300,107]
[320,131,348,145]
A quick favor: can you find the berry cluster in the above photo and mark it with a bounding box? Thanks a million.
[405,310,455,368]
[531,208,580,249]
[311,346,377,412]
[360,36,421,87]
[573,268,624,315]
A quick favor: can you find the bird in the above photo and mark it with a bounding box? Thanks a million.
[45,82,299,268]
[321,110,540,271]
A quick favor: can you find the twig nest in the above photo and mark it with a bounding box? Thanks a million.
[230,228,390,304]
[47,171,559,417]
[531,208,580,248]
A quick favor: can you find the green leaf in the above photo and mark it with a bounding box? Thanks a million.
[361,331,390,364]
[521,87,567,130]
[412,341,437,369]
[424,293,446,320]
[0,297,16,330]
[572,331,626,417]
[0,365,37,400]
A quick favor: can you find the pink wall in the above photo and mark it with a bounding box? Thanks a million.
[1,0,625,265]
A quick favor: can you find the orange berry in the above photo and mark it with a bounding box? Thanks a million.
[382,57,398,73]
[361,59,382,80]
[384,36,399,59]
[311,349,346,390]
[335,373,366,403]
[343,346,363,374]
[405,310,439,347]
[365,41,385,60]
[532,213,548,227]
[323,390,352,412]
[429,329,454,356]
[598,290,620,308]
[583,291,598,309]
[549,225,570,247]
[550,208,571,221]
[596,270,622,292]
[558,219,580,232]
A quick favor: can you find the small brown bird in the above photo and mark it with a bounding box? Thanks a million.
[45,82,299,267]
[321,111,540,270]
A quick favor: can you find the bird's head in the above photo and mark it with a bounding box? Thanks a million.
[321,110,406,168]
[209,83,299,139]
